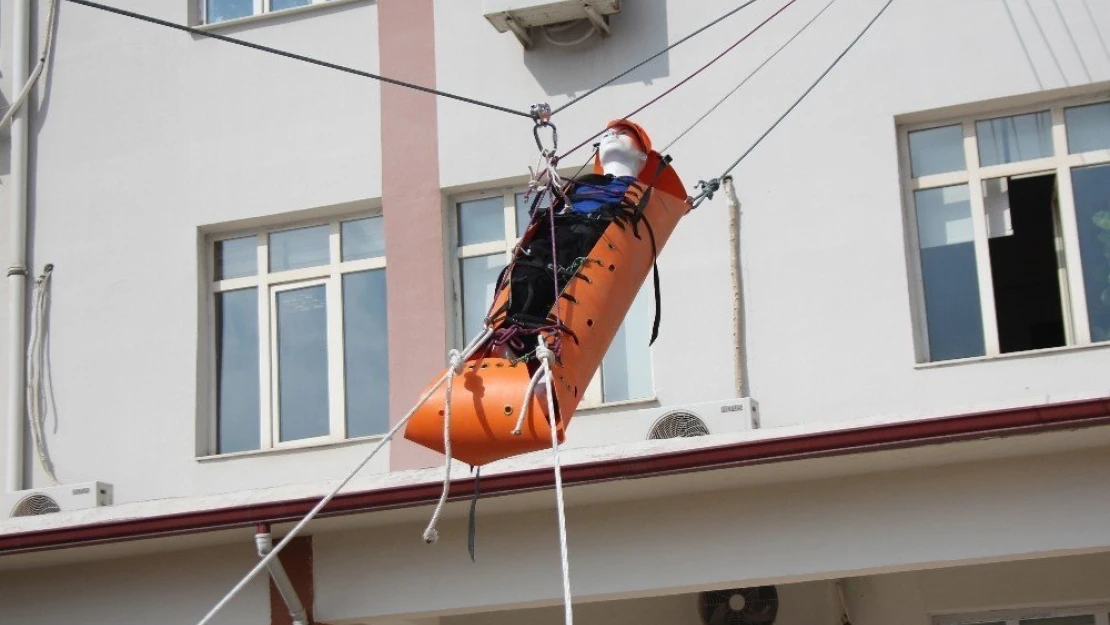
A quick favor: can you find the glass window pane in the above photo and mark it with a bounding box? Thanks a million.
[461,254,507,343]
[976,110,1053,166]
[602,283,654,402]
[272,0,311,10]
[515,191,553,237]
[207,0,252,23]
[1019,617,1095,625]
[342,216,385,261]
[458,197,505,246]
[915,185,986,360]
[343,270,390,438]
[270,225,330,272]
[216,288,260,453]
[1070,164,1110,342]
[909,125,966,177]
[1066,102,1110,153]
[276,285,330,441]
[214,236,257,280]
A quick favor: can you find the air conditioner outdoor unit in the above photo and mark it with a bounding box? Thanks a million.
[483,0,621,49]
[3,482,113,518]
[564,398,760,448]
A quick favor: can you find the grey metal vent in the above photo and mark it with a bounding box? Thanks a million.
[11,493,61,517]
[647,410,710,440]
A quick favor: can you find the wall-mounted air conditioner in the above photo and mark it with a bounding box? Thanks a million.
[483,0,621,49]
[564,398,760,448]
[3,482,113,519]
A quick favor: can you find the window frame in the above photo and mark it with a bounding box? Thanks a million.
[206,212,388,456]
[933,603,1110,625]
[899,92,1110,363]
[448,185,657,409]
[199,0,331,25]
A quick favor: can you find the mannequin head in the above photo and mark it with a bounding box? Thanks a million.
[594,119,652,178]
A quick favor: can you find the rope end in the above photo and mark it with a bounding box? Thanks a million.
[423,528,439,544]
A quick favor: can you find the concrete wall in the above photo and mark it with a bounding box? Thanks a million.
[847,552,1110,625]
[0,541,269,625]
[2,0,387,501]
[313,446,1110,621]
[3,0,1110,504]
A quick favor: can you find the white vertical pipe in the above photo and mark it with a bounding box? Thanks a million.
[6,0,32,493]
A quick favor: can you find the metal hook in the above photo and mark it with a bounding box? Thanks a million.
[530,102,557,156]
[533,121,558,156]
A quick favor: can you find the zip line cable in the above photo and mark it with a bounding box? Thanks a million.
[715,0,896,182]
[559,0,802,160]
[62,0,533,119]
[693,0,897,206]
[660,0,840,153]
[550,0,766,117]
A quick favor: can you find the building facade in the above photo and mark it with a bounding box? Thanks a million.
[3,0,1110,623]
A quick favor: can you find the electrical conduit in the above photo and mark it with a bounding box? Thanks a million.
[6,0,33,494]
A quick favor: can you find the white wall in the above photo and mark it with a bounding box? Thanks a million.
[434,0,1110,430]
[313,446,1110,621]
[3,0,1110,506]
[847,552,1110,625]
[0,540,269,625]
[0,0,387,502]
[441,581,840,625]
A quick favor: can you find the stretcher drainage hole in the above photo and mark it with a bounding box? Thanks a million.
[587,319,594,327]
[438,409,444,416]
[609,264,615,271]
[504,405,513,416]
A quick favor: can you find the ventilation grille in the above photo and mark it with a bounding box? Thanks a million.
[647,410,710,440]
[11,493,62,517]
[699,586,779,625]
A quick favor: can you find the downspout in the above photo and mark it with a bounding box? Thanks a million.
[6,0,33,493]
[722,176,748,398]
[255,524,310,625]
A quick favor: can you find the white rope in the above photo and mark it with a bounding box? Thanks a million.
[195,370,452,625]
[537,337,574,625]
[420,325,494,543]
[422,349,463,544]
[659,0,839,154]
[26,265,59,485]
[0,0,60,132]
[511,366,546,436]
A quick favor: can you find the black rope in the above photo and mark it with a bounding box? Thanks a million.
[711,0,897,184]
[62,0,533,119]
[550,0,764,117]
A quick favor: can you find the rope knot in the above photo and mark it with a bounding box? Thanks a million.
[447,349,463,375]
[536,341,555,365]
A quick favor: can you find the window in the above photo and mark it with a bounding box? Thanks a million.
[202,0,333,24]
[451,188,655,407]
[902,97,1110,362]
[209,214,388,454]
[934,604,1109,625]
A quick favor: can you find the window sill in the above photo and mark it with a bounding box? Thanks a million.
[915,339,1110,369]
[577,396,659,414]
[195,0,368,31]
[196,432,385,462]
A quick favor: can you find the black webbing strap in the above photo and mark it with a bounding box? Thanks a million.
[467,466,481,562]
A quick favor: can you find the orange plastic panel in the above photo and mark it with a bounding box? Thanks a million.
[404,161,690,466]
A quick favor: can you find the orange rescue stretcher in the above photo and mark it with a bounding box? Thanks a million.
[404,124,690,467]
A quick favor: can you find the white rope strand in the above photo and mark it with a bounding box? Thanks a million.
[0,0,60,132]
[26,266,59,484]
[422,349,464,544]
[195,370,452,625]
[538,337,574,625]
[511,367,546,436]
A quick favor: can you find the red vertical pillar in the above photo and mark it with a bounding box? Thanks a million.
[378,0,447,470]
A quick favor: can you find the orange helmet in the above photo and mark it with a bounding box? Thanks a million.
[592,118,654,175]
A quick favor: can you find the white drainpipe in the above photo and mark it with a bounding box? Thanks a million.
[255,525,310,625]
[6,0,32,494]
[722,176,747,398]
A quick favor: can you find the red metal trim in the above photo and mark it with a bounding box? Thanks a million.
[2,396,1109,555]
